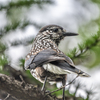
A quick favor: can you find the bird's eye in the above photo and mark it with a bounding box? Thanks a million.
[53,28,58,32]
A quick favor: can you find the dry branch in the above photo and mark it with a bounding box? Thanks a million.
[0,74,84,100]
[0,74,51,100]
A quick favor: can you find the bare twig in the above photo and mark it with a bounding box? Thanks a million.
[4,94,10,100]
[19,75,25,83]
[46,75,79,96]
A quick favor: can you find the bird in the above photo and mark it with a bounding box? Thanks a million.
[24,25,90,100]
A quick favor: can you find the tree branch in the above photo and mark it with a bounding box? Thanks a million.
[67,29,100,60]
[0,0,53,11]
[0,74,51,100]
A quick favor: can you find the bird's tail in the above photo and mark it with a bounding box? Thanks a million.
[67,64,90,77]
[77,70,90,77]
[72,66,90,77]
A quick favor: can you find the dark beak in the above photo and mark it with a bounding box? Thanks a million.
[63,32,78,36]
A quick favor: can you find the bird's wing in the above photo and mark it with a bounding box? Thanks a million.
[24,54,35,70]
[28,49,65,69]
[27,48,90,77]
[24,49,64,70]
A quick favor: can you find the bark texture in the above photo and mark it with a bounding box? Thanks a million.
[0,74,51,100]
[0,74,83,100]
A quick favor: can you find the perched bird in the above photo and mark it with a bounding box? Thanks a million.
[24,25,90,100]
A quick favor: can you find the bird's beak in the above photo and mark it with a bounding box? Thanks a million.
[63,32,78,36]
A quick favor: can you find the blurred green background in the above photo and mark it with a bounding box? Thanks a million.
[0,0,100,100]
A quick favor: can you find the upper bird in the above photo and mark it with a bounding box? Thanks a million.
[24,25,90,100]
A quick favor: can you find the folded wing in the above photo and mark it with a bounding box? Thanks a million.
[25,48,90,77]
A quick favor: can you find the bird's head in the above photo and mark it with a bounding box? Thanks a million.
[36,25,78,45]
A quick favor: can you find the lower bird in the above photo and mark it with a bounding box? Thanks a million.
[24,25,90,100]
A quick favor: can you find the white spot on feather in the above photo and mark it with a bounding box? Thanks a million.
[27,55,30,58]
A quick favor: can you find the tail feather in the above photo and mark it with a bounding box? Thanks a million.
[78,70,90,77]
[69,65,90,77]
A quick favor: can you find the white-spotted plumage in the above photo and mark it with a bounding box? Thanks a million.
[25,25,90,87]
[30,69,44,83]
[25,25,90,100]
[30,32,61,55]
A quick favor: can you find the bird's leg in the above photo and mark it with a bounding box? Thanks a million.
[46,75,78,96]
[62,76,67,100]
[41,76,47,91]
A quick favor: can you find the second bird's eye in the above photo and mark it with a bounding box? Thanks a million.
[53,28,58,32]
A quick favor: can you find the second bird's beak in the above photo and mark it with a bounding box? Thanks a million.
[63,32,78,36]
